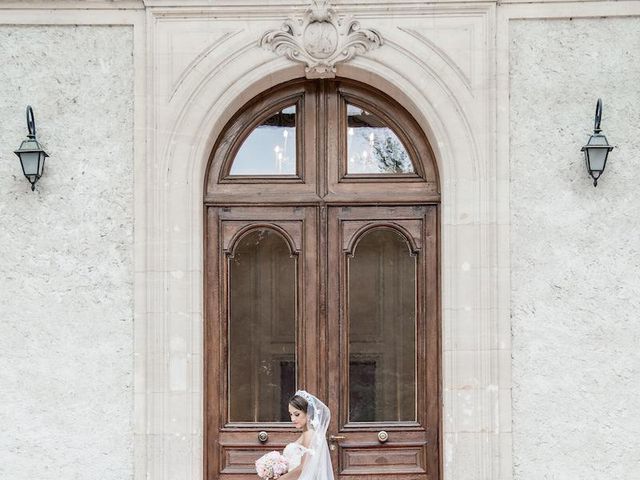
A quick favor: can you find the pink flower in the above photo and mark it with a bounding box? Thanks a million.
[255,451,289,480]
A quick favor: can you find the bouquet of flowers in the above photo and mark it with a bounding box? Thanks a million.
[255,451,289,479]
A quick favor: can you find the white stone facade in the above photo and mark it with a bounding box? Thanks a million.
[0,1,638,480]
[509,16,640,479]
[0,23,135,480]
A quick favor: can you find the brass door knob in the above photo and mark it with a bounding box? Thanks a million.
[258,431,268,443]
[377,431,389,443]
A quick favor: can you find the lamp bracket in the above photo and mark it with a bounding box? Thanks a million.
[594,98,602,133]
[26,105,36,138]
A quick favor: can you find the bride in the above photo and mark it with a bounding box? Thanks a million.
[278,390,334,480]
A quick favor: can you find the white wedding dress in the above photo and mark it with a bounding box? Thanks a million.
[283,442,312,470]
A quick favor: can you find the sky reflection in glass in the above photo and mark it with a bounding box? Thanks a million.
[230,105,296,175]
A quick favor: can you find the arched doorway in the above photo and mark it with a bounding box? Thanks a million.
[204,78,441,480]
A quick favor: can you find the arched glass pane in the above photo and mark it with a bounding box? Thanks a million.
[230,105,297,175]
[347,104,414,174]
[348,229,416,422]
[228,229,297,422]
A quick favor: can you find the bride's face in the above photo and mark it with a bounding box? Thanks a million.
[288,404,308,430]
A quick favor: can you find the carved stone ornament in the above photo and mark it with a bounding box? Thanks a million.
[260,0,383,79]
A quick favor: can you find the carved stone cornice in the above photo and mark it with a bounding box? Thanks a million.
[260,0,383,79]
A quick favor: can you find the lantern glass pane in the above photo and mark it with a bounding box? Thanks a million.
[37,152,46,176]
[23,139,39,150]
[588,135,608,147]
[20,151,40,176]
[586,135,609,172]
[587,149,607,172]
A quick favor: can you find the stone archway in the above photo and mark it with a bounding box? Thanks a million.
[139,4,505,479]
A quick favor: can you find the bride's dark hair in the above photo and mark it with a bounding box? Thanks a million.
[288,393,308,413]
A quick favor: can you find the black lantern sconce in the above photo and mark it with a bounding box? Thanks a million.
[581,98,614,187]
[14,106,49,191]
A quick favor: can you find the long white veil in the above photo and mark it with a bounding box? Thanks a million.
[294,390,334,480]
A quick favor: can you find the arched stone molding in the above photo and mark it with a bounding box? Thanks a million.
[142,4,508,479]
[165,54,474,196]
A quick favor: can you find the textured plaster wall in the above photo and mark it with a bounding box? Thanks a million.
[0,26,134,479]
[510,18,640,479]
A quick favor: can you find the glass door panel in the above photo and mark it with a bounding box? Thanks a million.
[348,228,416,423]
[228,228,297,422]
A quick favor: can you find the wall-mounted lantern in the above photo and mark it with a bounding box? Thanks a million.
[581,98,614,187]
[14,106,49,191]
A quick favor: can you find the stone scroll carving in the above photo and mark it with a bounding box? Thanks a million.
[260,0,383,79]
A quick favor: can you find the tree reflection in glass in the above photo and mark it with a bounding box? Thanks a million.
[347,104,414,174]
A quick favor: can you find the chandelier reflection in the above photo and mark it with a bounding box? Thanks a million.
[273,127,292,174]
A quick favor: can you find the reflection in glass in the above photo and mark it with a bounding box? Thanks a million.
[228,229,297,422]
[230,105,297,175]
[347,104,414,174]
[348,229,416,422]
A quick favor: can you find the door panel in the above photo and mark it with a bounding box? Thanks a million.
[206,204,439,480]
[327,206,439,480]
[205,206,319,479]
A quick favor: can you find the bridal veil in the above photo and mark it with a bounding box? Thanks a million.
[294,390,334,480]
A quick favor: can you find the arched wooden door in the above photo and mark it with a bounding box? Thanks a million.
[205,79,441,480]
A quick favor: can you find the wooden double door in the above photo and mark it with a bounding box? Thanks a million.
[205,203,440,480]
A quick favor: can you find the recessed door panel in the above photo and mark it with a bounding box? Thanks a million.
[206,206,319,479]
[327,206,439,480]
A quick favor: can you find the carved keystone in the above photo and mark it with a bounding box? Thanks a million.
[260,0,383,79]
